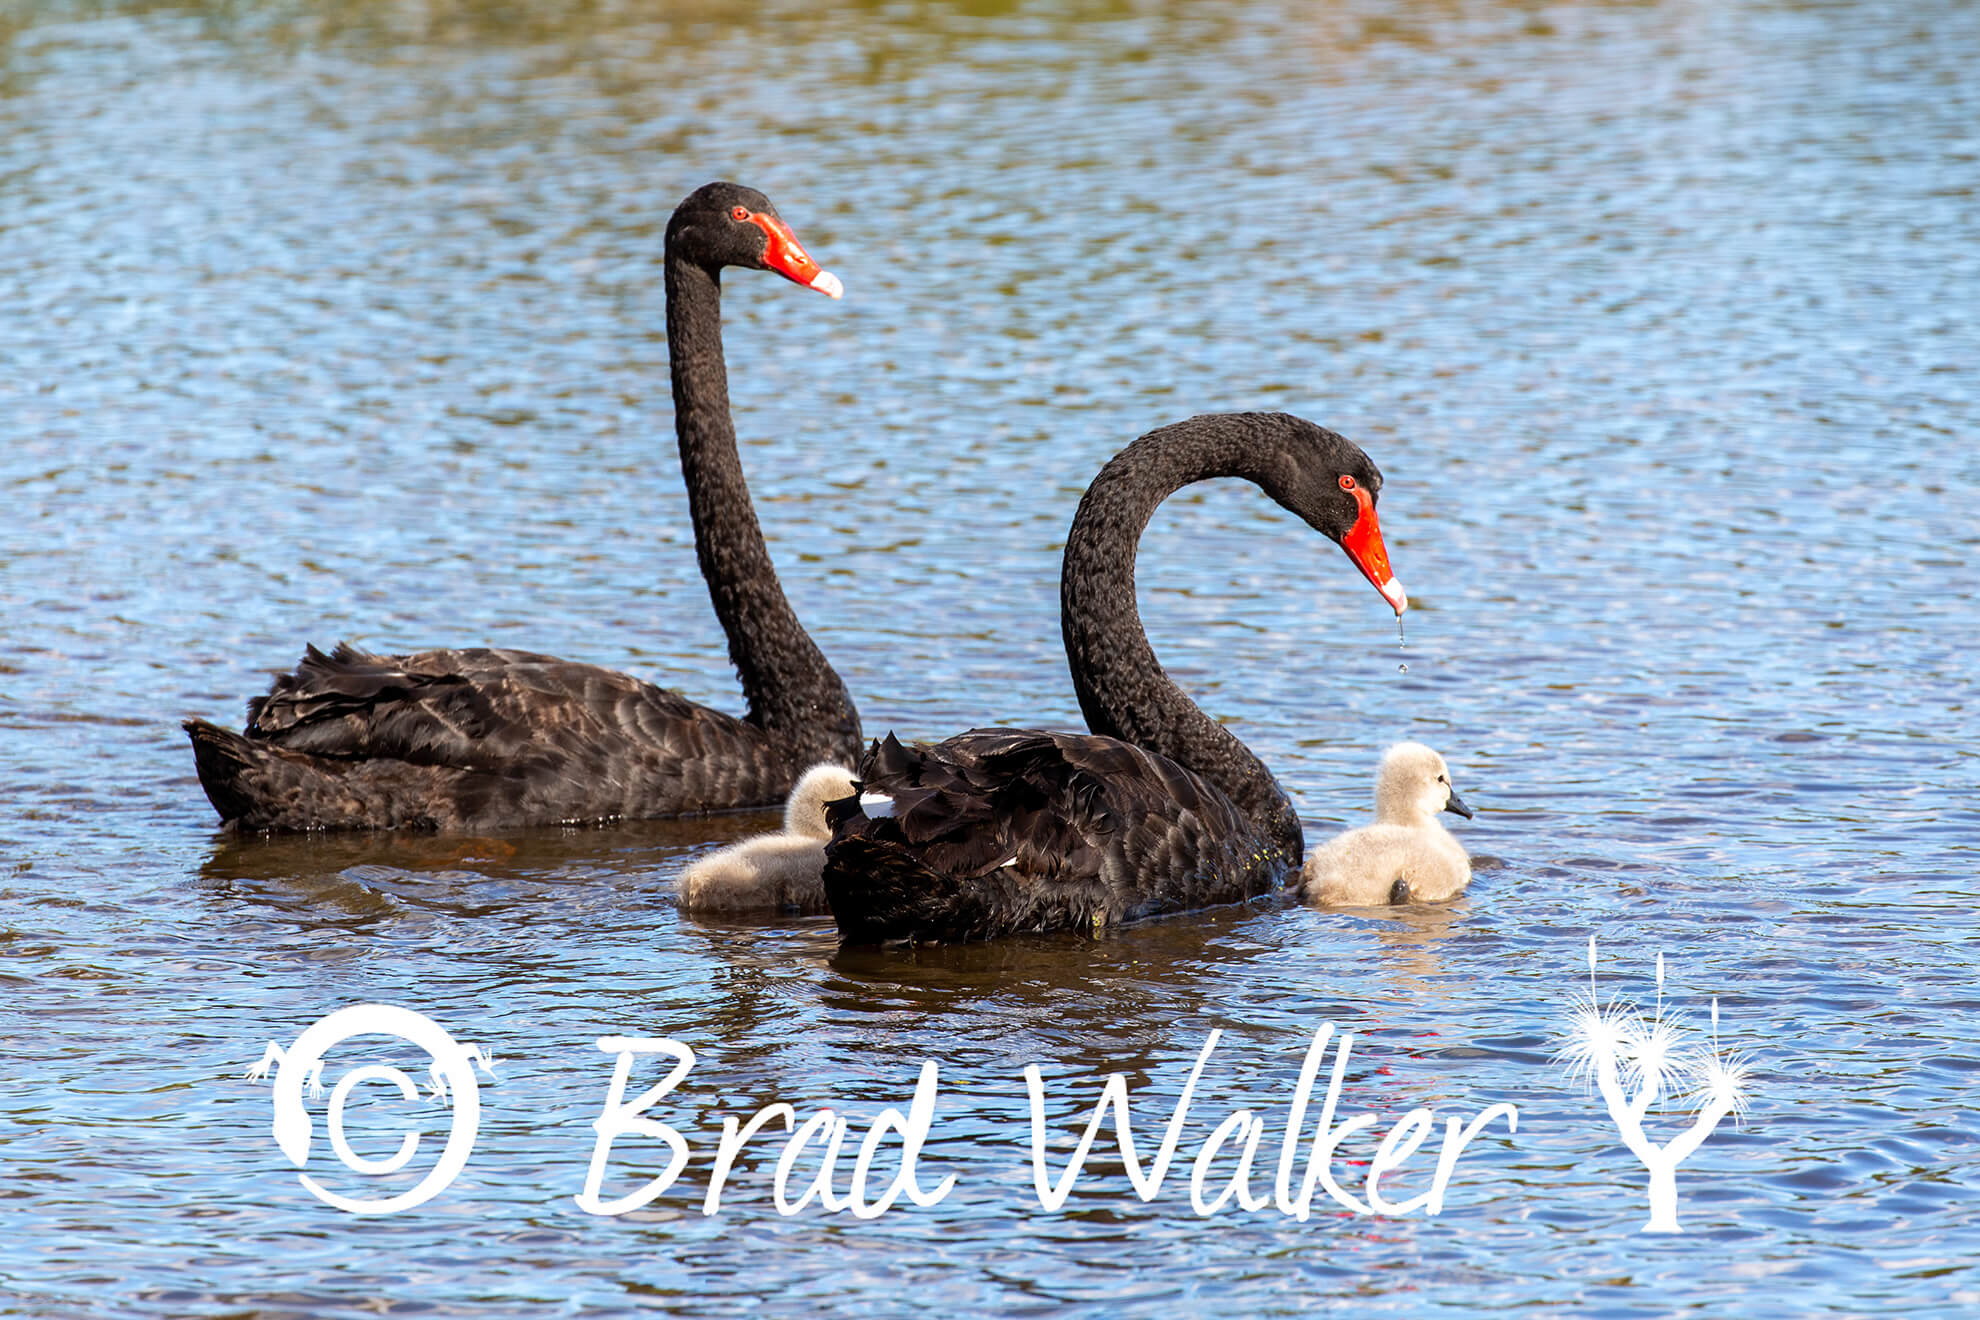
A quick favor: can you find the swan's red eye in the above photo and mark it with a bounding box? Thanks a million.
[731,205,750,221]
[1339,475,1357,491]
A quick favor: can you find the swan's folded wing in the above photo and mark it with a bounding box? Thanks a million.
[823,728,1262,941]
[242,642,713,771]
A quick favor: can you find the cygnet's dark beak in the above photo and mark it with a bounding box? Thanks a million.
[1444,789,1473,819]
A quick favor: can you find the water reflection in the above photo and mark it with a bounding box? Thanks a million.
[194,812,756,924]
[1362,900,1467,990]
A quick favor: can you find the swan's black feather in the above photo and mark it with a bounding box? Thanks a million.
[188,643,836,832]
[823,729,1290,944]
[246,644,705,768]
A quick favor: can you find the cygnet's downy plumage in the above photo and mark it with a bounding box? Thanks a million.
[677,763,856,914]
[1301,742,1473,906]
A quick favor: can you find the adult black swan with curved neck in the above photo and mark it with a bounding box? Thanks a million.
[183,182,862,832]
[821,412,1406,944]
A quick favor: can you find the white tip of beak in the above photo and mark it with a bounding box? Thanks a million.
[810,270,844,300]
[857,792,894,818]
[1380,577,1408,614]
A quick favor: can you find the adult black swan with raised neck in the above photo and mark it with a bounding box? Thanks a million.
[821,411,1406,944]
[184,182,861,833]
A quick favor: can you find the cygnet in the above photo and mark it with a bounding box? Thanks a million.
[1301,742,1473,907]
[677,763,856,914]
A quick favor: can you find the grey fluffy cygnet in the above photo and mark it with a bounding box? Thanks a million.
[677,763,856,913]
[1301,742,1473,907]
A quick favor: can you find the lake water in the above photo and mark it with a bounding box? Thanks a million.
[2,0,1976,1315]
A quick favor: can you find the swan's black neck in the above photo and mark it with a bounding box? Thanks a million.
[1060,415,1303,865]
[664,255,858,759]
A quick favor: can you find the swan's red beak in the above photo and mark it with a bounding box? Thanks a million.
[742,210,844,299]
[1341,482,1407,614]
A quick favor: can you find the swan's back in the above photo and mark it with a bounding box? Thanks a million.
[821,730,1289,944]
[188,642,830,832]
[246,644,706,762]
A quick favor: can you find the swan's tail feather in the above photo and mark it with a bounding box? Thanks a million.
[184,719,265,825]
[183,718,452,832]
[820,732,1115,943]
[820,832,1017,944]
[822,824,1111,944]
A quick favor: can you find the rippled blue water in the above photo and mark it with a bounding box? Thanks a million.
[2,1,1976,1315]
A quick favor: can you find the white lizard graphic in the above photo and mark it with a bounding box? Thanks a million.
[246,1018,495,1106]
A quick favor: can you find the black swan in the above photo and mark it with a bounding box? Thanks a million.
[184,182,861,832]
[821,411,1407,943]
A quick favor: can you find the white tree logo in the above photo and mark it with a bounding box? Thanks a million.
[1555,938,1753,1233]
